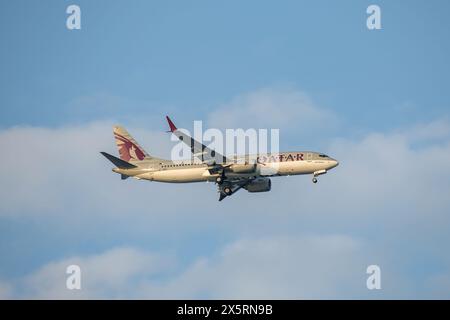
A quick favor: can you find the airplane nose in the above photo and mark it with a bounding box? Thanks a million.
[330,159,339,168]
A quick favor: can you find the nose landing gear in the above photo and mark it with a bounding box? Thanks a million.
[312,169,327,184]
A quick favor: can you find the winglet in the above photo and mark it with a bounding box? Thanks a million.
[166,116,177,132]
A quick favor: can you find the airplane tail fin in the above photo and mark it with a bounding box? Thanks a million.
[113,126,152,162]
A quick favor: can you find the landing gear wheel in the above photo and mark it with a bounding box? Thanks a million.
[223,187,232,195]
[216,176,223,184]
[312,177,318,184]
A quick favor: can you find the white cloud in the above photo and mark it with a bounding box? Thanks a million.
[5,233,440,299]
[0,235,387,299]
[0,121,194,219]
[0,281,12,299]
[149,234,370,299]
[424,273,450,299]
[324,126,450,224]
[207,87,338,134]
[21,247,174,299]
[400,118,450,143]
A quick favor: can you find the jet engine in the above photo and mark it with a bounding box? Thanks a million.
[244,177,271,193]
[228,163,257,174]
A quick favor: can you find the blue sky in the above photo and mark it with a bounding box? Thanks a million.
[1,0,450,298]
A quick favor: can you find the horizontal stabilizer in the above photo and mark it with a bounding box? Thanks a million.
[100,152,137,169]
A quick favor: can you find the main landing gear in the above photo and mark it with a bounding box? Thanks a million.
[216,172,232,198]
[312,177,318,184]
[216,171,226,185]
[217,177,232,194]
[223,186,232,195]
[218,184,234,201]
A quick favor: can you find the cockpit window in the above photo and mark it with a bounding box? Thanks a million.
[319,154,328,158]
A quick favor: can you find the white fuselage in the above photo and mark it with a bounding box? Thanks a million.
[114,152,339,183]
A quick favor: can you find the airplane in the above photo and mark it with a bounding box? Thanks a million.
[100,116,339,201]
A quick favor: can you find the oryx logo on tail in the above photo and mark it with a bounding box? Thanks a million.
[113,126,148,161]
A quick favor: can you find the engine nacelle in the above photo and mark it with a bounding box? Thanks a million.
[228,163,257,174]
[245,177,271,193]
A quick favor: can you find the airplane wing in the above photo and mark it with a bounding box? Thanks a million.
[165,116,260,201]
[166,116,230,164]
